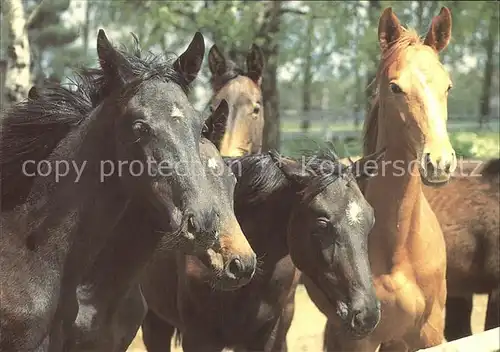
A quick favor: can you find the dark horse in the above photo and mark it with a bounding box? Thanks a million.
[135,149,385,352]
[422,158,500,341]
[206,43,264,156]
[0,29,241,351]
[64,99,256,352]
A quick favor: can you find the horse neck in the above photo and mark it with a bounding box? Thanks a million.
[20,107,129,271]
[365,100,424,263]
[236,185,295,264]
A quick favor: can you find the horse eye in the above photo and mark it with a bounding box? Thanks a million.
[316,218,329,230]
[253,104,260,115]
[447,84,452,93]
[132,120,151,137]
[389,82,403,94]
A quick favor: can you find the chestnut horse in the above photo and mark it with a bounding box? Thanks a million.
[305,7,457,351]
[207,43,264,156]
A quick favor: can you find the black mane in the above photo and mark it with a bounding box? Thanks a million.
[0,33,188,211]
[225,148,348,206]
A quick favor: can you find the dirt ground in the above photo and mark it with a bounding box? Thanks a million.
[126,285,490,352]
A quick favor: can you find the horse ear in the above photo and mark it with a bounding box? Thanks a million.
[174,31,205,85]
[269,151,307,183]
[378,8,403,52]
[208,44,227,77]
[28,86,39,100]
[96,29,125,82]
[424,7,452,53]
[350,148,386,181]
[246,44,264,86]
[203,99,229,150]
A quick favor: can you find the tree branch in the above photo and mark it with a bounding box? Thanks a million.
[280,8,308,16]
[279,7,331,19]
[170,8,196,23]
[25,0,47,29]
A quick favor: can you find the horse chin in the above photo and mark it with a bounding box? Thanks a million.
[335,299,379,340]
[310,274,349,318]
[207,277,244,292]
[311,274,377,339]
[419,172,451,188]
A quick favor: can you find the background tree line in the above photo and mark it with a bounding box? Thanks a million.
[1,0,499,153]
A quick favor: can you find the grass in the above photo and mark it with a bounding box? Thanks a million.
[281,122,500,159]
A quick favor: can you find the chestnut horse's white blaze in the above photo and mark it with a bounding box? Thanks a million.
[413,68,449,141]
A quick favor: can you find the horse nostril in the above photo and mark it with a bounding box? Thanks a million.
[228,257,243,277]
[445,162,451,173]
[349,304,380,334]
[351,311,365,330]
[187,215,197,234]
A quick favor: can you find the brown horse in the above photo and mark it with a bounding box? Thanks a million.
[423,158,500,341]
[207,43,264,156]
[137,149,385,352]
[305,7,457,351]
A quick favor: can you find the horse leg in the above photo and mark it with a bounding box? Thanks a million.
[485,289,500,331]
[180,332,224,352]
[444,295,473,341]
[411,300,445,351]
[268,291,297,352]
[237,319,279,352]
[111,285,148,351]
[243,312,294,352]
[141,310,175,352]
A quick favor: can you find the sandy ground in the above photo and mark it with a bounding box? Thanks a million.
[126,285,490,352]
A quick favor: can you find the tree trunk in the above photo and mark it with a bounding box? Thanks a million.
[351,7,362,130]
[82,1,92,54]
[479,11,499,128]
[428,0,440,19]
[0,60,7,107]
[255,0,283,152]
[416,1,425,29]
[301,12,315,133]
[353,58,362,130]
[3,0,31,109]
[364,0,381,115]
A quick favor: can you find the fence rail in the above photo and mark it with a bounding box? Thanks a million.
[417,327,500,352]
[280,109,500,126]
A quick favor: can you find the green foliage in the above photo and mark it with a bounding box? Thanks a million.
[450,131,500,159]
[22,0,81,83]
[30,24,80,49]
[281,131,499,160]
[2,0,499,145]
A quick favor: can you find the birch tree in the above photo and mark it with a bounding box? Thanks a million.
[2,0,31,109]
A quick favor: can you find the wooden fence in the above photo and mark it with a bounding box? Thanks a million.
[417,327,500,352]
